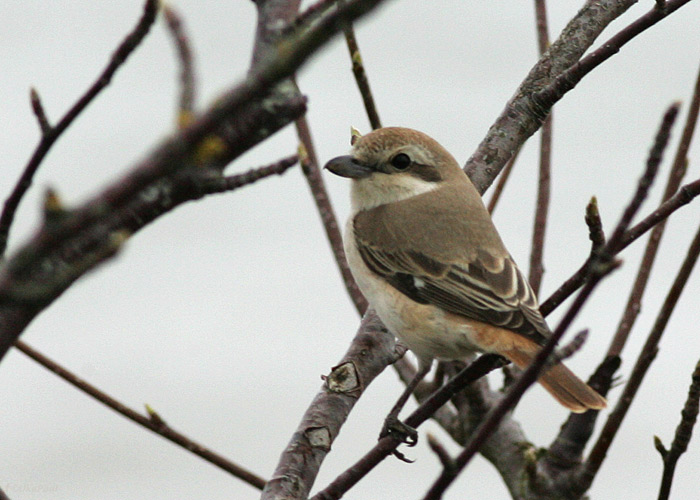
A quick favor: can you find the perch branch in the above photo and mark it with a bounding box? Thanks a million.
[310,355,507,500]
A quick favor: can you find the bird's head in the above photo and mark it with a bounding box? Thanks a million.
[324,127,465,212]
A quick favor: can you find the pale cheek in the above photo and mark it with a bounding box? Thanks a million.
[350,174,438,211]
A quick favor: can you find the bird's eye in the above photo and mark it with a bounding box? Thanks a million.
[390,153,411,170]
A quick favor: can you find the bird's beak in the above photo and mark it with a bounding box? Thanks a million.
[324,155,374,179]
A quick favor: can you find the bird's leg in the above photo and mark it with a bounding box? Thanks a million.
[380,361,432,450]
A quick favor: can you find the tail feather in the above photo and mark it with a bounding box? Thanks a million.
[504,348,607,413]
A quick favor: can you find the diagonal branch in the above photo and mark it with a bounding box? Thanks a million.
[261,311,399,500]
[578,219,700,493]
[310,355,506,500]
[608,62,700,357]
[0,0,159,258]
[14,340,267,490]
[467,0,694,194]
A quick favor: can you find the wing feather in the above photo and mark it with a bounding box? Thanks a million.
[356,236,550,345]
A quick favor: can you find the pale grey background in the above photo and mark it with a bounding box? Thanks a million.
[1,1,699,499]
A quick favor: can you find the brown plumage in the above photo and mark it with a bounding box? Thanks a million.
[326,127,606,413]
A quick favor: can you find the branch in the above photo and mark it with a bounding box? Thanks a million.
[528,0,553,297]
[578,218,700,493]
[311,355,506,500]
[163,5,196,125]
[466,0,636,193]
[13,340,267,489]
[656,359,700,500]
[261,311,399,500]
[0,0,159,257]
[342,18,382,130]
[206,156,299,193]
[467,0,694,194]
[0,0,389,362]
[608,64,700,357]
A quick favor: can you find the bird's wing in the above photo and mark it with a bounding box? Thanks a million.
[356,236,550,345]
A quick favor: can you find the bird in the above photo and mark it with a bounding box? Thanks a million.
[324,127,606,433]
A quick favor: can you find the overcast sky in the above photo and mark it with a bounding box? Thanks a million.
[1,1,700,499]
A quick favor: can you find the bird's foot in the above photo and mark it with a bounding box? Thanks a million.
[380,414,418,463]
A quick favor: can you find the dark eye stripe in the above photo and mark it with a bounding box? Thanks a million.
[409,163,442,183]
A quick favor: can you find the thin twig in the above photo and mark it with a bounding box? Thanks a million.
[204,155,299,194]
[609,64,700,357]
[656,359,700,500]
[0,0,159,258]
[585,196,606,252]
[486,146,520,214]
[163,5,196,124]
[579,220,700,493]
[528,0,552,296]
[14,340,267,490]
[542,163,699,316]
[343,23,382,130]
[29,87,51,134]
[296,117,368,314]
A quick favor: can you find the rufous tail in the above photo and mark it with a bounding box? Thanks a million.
[505,348,607,413]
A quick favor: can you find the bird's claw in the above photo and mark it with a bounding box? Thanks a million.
[380,414,418,444]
